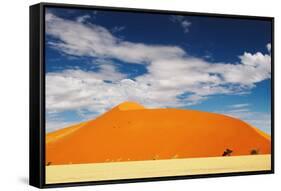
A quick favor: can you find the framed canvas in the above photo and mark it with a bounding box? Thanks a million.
[29,2,274,188]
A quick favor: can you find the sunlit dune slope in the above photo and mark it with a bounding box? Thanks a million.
[117,101,145,110]
[46,101,271,165]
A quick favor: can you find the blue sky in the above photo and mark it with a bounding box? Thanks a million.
[45,7,272,134]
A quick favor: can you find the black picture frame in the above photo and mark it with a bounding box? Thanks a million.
[30,2,274,189]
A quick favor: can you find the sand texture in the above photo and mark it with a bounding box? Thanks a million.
[46,154,271,184]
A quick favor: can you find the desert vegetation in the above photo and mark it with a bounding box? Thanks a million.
[250,149,260,155]
[222,149,233,156]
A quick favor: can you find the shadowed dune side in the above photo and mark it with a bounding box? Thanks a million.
[46,101,271,165]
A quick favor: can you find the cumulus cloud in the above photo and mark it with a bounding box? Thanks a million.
[170,15,192,33]
[76,14,91,23]
[46,65,126,112]
[46,13,185,64]
[267,43,271,52]
[45,13,271,131]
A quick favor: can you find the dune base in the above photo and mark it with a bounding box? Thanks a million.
[46,154,271,184]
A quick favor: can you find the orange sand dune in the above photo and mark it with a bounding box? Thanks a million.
[46,101,271,165]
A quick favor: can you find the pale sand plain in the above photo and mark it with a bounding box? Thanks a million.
[46,154,271,184]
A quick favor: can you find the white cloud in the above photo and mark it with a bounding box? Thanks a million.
[229,103,250,109]
[111,26,126,33]
[76,15,91,23]
[46,65,126,112]
[170,15,192,33]
[45,13,272,131]
[46,13,185,64]
[267,43,271,52]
